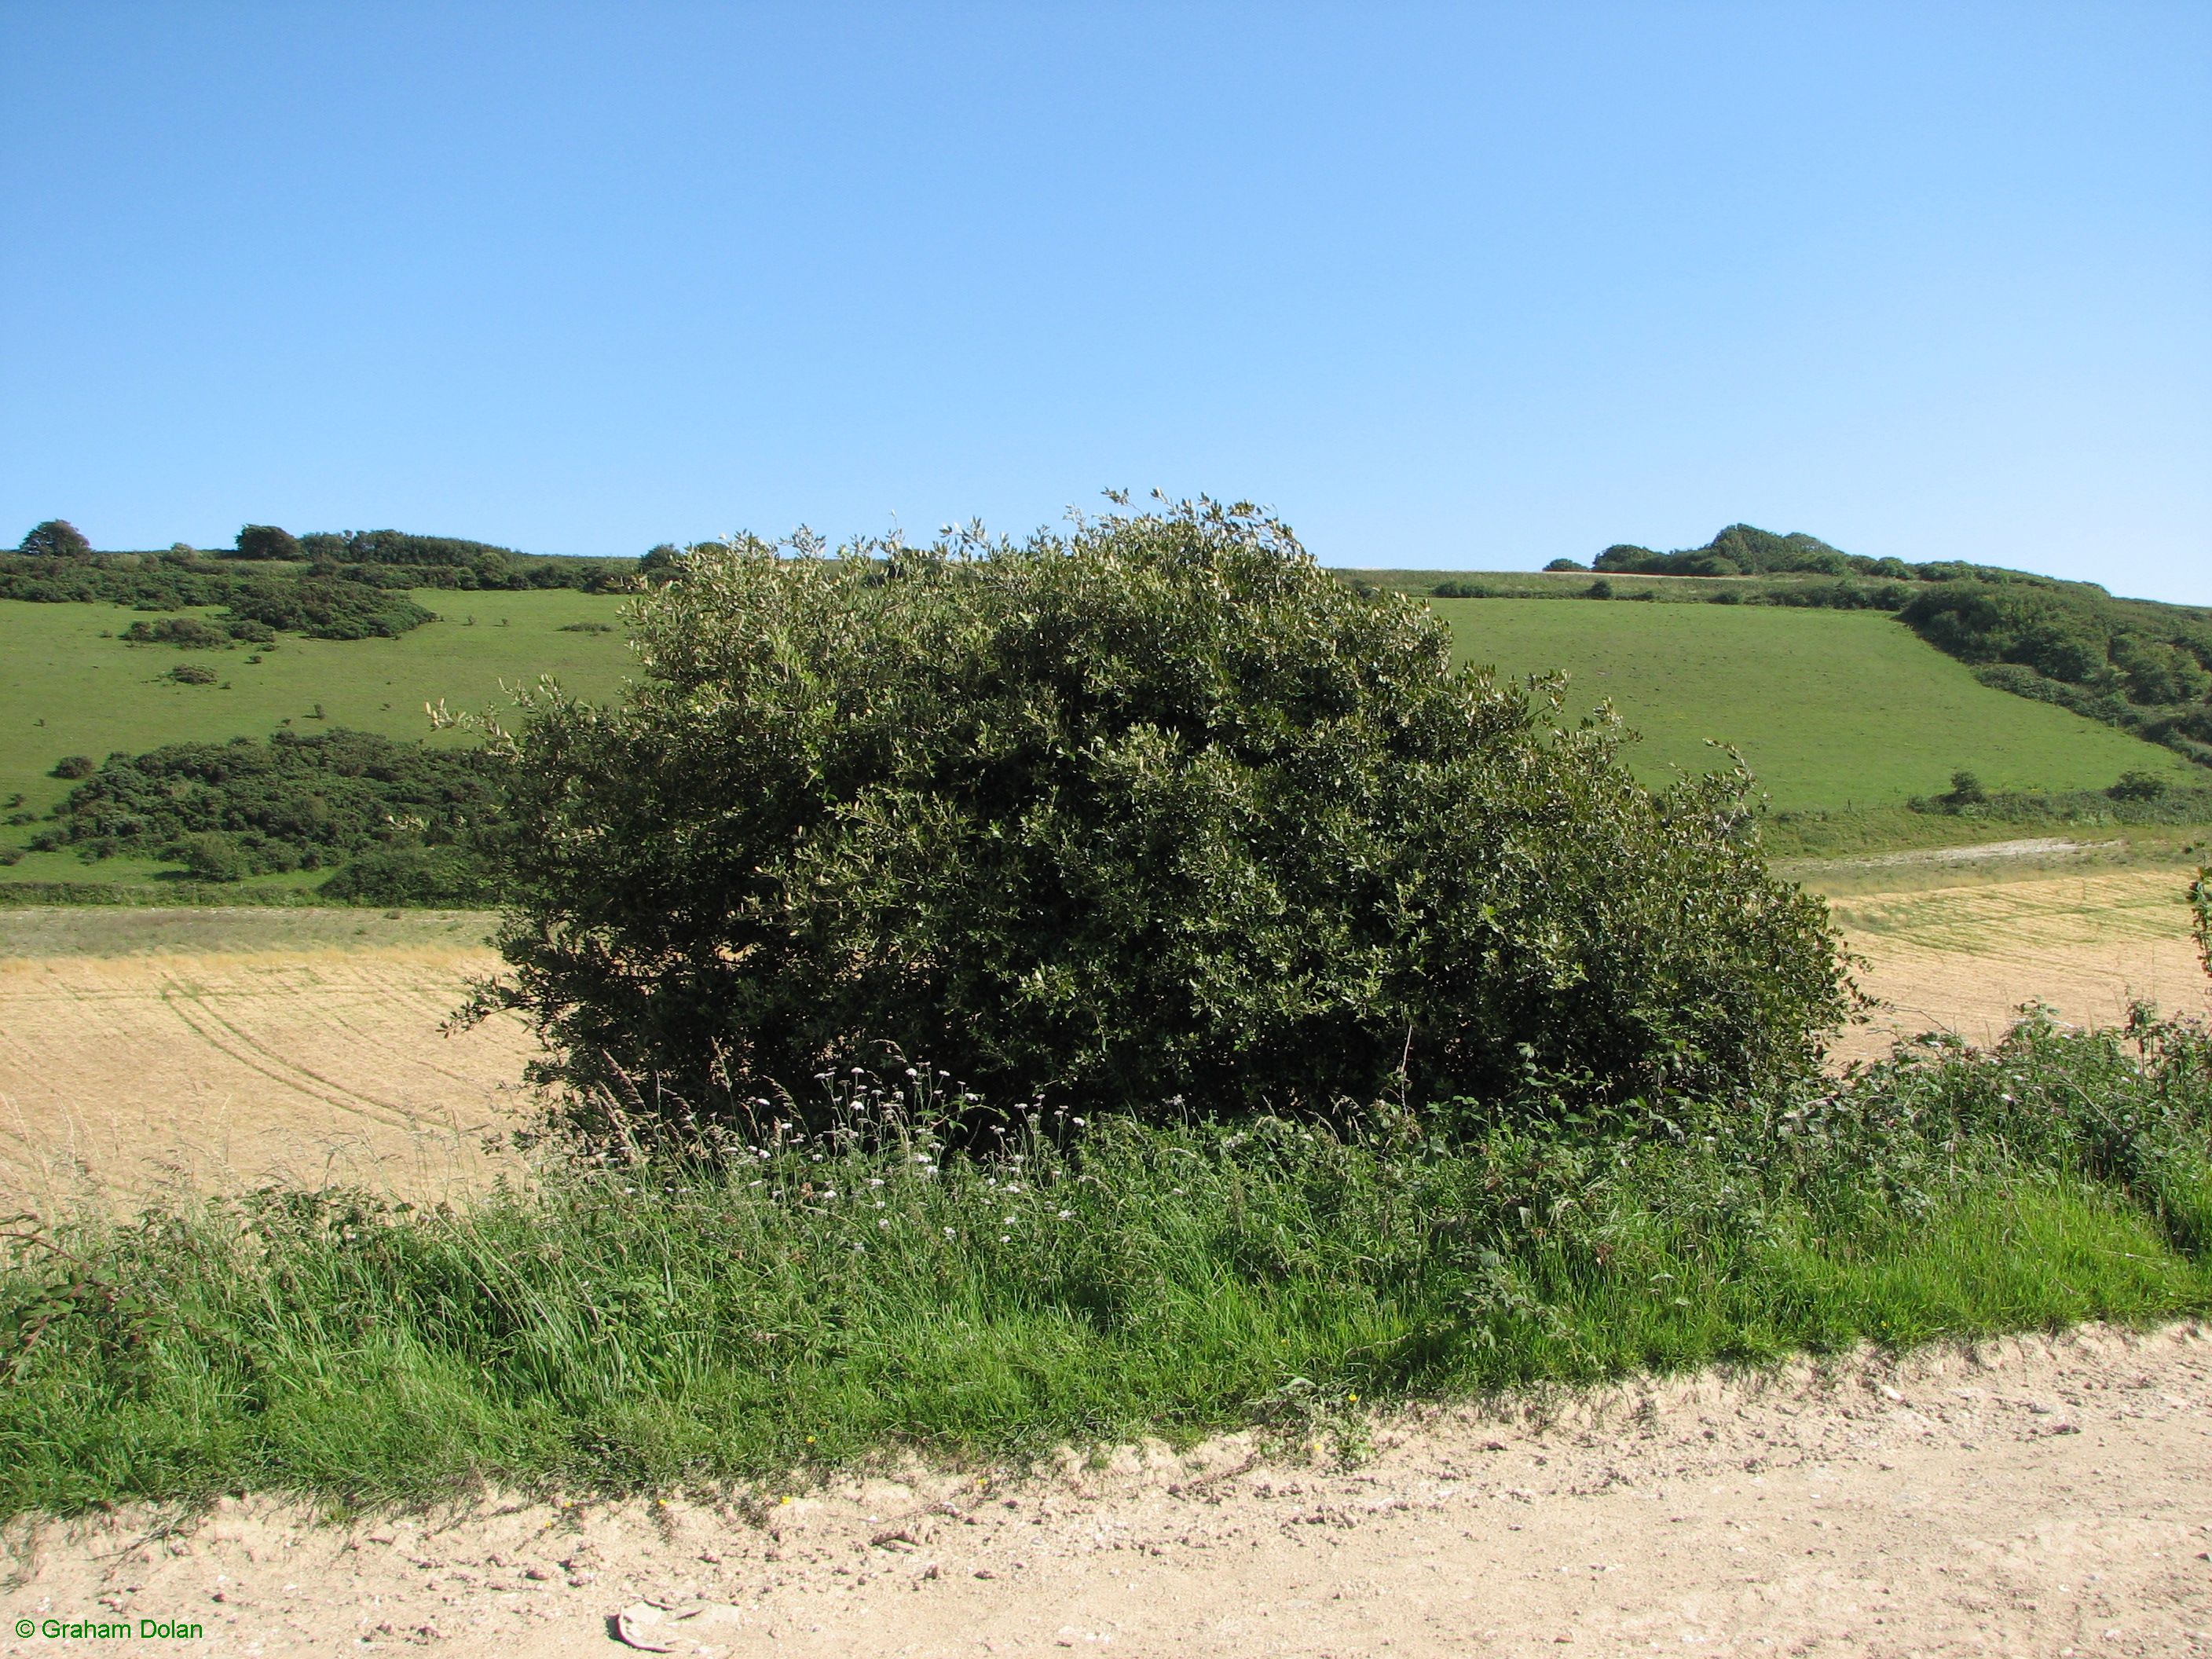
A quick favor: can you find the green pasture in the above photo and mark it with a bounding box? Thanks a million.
[1436,598,2199,813]
[0,591,631,880]
[4,584,2203,887]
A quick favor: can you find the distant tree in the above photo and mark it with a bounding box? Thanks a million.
[1592,544,1657,573]
[1586,578,1614,599]
[2108,770,2170,802]
[1941,770,1987,808]
[1544,558,1585,572]
[639,543,688,584]
[235,524,303,561]
[18,520,91,558]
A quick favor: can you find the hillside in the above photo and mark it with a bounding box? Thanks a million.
[1351,526,2212,771]
[4,556,2207,894]
[1439,599,2196,813]
[0,591,631,886]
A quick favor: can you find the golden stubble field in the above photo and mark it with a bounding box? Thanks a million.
[0,847,2204,1207]
[0,909,537,1207]
[1824,855,2210,1061]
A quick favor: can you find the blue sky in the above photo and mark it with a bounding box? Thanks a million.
[4,4,2207,599]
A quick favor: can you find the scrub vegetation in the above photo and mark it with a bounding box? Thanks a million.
[1,504,2209,1519]
[27,729,501,899]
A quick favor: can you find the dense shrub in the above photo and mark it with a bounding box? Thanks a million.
[122,615,229,648]
[1585,526,2077,592]
[318,845,493,906]
[172,833,253,882]
[49,755,96,780]
[43,730,504,883]
[482,501,1848,1135]
[1901,583,2212,701]
[1596,526,1851,577]
[165,663,218,685]
[220,578,434,640]
[1902,584,2110,682]
[1941,769,1986,808]
[2110,769,2170,802]
[0,551,439,641]
[296,529,639,594]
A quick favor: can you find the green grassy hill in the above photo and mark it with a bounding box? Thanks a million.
[0,591,630,884]
[3,580,2203,891]
[1440,598,2196,812]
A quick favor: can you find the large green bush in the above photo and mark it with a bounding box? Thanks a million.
[482,501,1848,1131]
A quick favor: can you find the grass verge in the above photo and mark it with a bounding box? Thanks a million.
[2,1016,2208,1518]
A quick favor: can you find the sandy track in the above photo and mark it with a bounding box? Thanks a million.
[5,1323,2207,1657]
[0,947,537,1207]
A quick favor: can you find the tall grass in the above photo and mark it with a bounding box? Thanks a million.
[3,1016,2209,1518]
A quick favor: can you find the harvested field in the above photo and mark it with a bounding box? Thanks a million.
[1827,862,2210,1062]
[0,910,536,1207]
[2,860,2206,1206]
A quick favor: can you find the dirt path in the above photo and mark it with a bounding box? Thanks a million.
[5,1323,2208,1657]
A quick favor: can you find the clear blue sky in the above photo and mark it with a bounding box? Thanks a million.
[5,3,2207,599]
